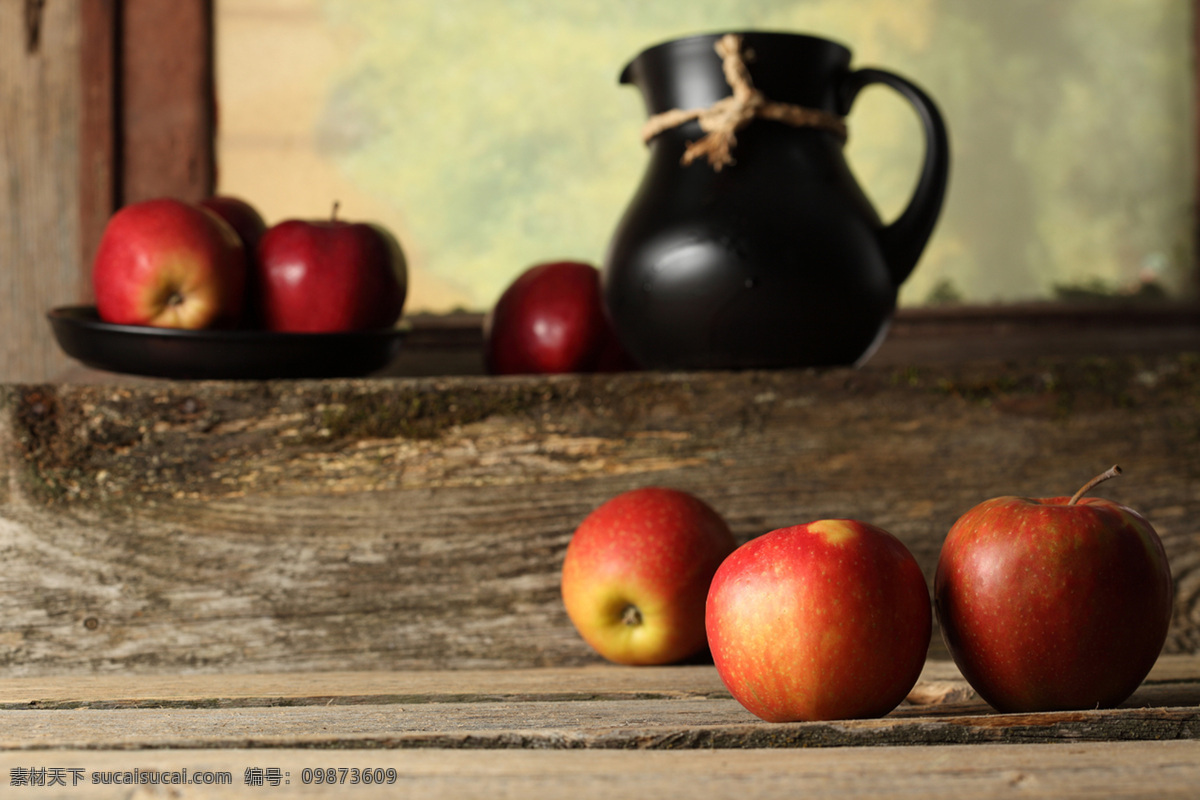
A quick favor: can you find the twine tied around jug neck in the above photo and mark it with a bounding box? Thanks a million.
[640,34,848,171]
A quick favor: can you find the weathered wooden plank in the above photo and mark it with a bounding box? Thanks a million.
[0,662,1195,792]
[119,0,215,205]
[0,656,1192,712]
[0,677,1197,751]
[79,0,118,297]
[1,742,1198,799]
[1,353,1198,675]
[0,665,732,709]
[2,701,1199,752]
[0,0,83,382]
[376,305,1200,377]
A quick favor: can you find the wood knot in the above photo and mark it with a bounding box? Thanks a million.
[25,0,46,54]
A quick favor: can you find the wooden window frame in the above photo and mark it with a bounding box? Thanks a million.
[77,1,1200,363]
[79,0,215,283]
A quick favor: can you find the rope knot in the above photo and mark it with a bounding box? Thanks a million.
[640,34,848,171]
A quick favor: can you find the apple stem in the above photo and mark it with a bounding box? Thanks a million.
[331,201,340,222]
[621,604,643,627]
[1068,465,1122,505]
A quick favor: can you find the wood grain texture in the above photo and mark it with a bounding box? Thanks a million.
[0,0,83,382]
[1,353,1198,675]
[120,0,215,204]
[78,0,118,297]
[1,662,1198,798]
[4,701,1199,752]
[0,664,732,708]
[1,742,1198,799]
[0,658,1196,752]
[0,655,1191,711]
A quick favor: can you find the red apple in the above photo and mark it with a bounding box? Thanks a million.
[706,520,932,722]
[255,204,407,332]
[561,487,737,665]
[934,466,1173,713]
[92,197,247,329]
[199,195,269,327]
[198,195,267,254]
[484,261,636,374]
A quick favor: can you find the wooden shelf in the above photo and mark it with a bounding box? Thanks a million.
[2,657,1198,749]
[7,352,1200,674]
[371,303,1200,378]
[1,658,1198,797]
[9,323,1200,797]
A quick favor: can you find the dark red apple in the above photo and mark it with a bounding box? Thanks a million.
[92,197,246,329]
[484,261,636,374]
[199,195,269,327]
[935,466,1174,713]
[255,204,407,332]
[706,519,932,722]
[198,195,267,254]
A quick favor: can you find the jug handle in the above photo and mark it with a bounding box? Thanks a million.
[838,68,951,287]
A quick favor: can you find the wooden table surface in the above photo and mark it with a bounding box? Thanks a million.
[2,655,1197,798]
[6,344,1199,797]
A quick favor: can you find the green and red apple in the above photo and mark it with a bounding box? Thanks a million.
[561,487,737,665]
[92,197,247,329]
[706,519,932,722]
[935,466,1173,713]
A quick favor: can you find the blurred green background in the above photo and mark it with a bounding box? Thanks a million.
[216,0,1194,313]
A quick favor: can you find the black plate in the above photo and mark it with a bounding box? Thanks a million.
[47,306,406,380]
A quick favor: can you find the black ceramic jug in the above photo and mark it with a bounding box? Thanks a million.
[602,32,950,369]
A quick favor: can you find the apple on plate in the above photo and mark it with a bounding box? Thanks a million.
[255,203,407,332]
[484,260,637,375]
[706,519,932,722]
[199,195,269,327]
[92,197,247,329]
[560,487,738,665]
[934,466,1173,713]
[198,195,268,255]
